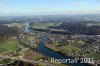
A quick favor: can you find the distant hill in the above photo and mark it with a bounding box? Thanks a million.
[0,14,100,23]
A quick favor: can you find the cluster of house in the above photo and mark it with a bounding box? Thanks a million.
[47,34,100,53]
[19,33,40,48]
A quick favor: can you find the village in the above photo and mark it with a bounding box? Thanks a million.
[46,34,100,64]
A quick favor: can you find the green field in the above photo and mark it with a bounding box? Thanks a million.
[86,53,100,60]
[0,36,21,54]
[32,22,62,29]
[71,40,85,47]
[57,45,81,54]
[46,44,80,55]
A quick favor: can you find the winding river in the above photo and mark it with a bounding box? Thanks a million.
[24,23,90,66]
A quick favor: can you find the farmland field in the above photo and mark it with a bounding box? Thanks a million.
[0,36,21,54]
[32,22,62,29]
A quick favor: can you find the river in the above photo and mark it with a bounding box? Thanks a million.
[24,23,91,66]
[24,23,30,33]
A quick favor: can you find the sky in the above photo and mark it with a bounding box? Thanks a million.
[0,0,100,16]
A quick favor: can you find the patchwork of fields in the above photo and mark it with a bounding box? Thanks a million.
[0,36,20,54]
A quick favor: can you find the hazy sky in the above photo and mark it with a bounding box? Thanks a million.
[0,0,100,16]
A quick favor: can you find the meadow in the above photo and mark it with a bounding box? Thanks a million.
[0,36,21,54]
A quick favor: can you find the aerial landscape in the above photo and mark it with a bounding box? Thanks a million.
[0,0,100,66]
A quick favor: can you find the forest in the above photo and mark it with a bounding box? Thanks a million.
[48,22,100,35]
[0,24,19,43]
